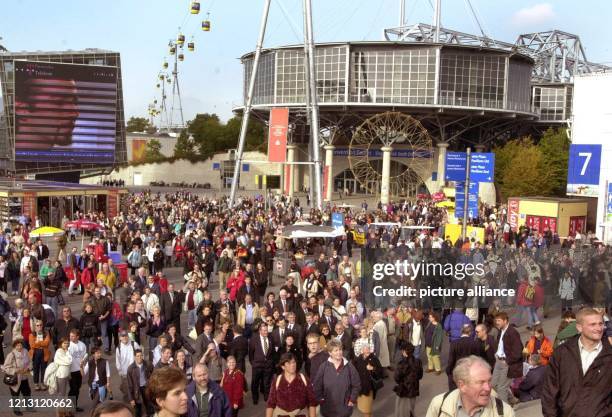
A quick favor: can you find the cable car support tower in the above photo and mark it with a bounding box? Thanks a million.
[228,0,323,209]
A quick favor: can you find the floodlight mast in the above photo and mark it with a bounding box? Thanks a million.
[228,0,272,209]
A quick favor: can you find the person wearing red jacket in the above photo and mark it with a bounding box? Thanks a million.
[80,260,97,290]
[221,356,245,417]
[516,278,542,330]
[155,271,169,294]
[226,267,245,303]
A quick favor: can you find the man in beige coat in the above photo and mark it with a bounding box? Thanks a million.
[425,355,514,417]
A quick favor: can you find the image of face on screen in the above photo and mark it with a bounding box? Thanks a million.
[15,78,79,148]
[13,61,117,164]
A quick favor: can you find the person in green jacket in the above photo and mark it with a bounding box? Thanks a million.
[425,312,444,374]
[553,311,578,348]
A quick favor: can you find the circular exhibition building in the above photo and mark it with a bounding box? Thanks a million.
[239,41,536,203]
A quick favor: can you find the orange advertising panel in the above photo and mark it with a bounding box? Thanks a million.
[268,108,289,163]
[132,139,147,162]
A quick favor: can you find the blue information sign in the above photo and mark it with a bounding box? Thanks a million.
[445,152,467,181]
[567,144,602,196]
[331,212,344,230]
[469,153,495,182]
[455,182,479,219]
[445,152,495,183]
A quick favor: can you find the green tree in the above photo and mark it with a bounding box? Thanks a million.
[496,140,553,200]
[538,128,570,196]
[174,130,195,159]
[144,139,164,162]
[126,117,151,133]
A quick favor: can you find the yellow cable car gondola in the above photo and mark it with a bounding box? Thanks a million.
[169,45,176,55]
[178,53,184,62]
[167,77,171,84]
[177,34,185,45]
[156,83,160,88]
[187,41,195,52]
[202,17,211,32]
[159,74,165,80]
[190,1,200,14]
[153,99,157,104]
[163,61,168,69]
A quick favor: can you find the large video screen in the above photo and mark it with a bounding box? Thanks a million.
[13,60,117,163]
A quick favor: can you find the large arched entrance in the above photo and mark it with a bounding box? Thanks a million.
[334,160,428,198]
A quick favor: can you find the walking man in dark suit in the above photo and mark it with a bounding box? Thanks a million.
[228,325,249,373]
[446,324,486,390]
[248,323,274,405]
[160,283,182,334]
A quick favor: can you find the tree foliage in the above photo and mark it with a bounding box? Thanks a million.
[493,128,568,201]
[144,139,164,162]
[538,128,570,196]
[126,117,153,133]
[173,130,196,159]
[187,113,265,158]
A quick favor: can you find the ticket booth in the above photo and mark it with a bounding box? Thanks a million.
[507,197,589,239]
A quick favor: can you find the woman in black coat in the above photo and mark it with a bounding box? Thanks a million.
[353,344,384,417]
[393,342,423,417]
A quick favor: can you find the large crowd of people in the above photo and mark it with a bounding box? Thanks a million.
[0,190,609,417]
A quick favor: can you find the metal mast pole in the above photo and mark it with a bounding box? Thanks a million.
[399,0,406,26]
[433,0,442,43]
[461,147,471,241]
[228,0,272,208]
[304,0,323,209]
[302,0,314,207]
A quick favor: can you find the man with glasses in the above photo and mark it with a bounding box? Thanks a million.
[304,332,328,379]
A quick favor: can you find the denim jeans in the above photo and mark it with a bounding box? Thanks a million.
[32,349,47,384]
[99,320,109,351]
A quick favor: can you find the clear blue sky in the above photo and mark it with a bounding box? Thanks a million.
[2,0,610,122]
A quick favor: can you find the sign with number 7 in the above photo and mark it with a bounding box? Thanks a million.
[567,144,602,196]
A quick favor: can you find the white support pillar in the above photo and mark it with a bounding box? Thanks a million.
[436,142,449,191]
[381,146,393,205]
[323,144,335,202]
[286,145,296,198]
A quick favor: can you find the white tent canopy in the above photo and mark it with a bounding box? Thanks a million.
[280,224,346,239]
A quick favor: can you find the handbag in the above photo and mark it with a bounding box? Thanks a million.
[370,373,384,391]
[3,374,17,386]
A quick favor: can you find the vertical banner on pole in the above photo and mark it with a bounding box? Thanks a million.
[284,165,291,195]
[323,166,329,199]
[508,198,520,232]
[268,108,289,163]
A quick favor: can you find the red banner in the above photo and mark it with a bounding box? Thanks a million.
[323,166,329,199]
[107,190,118,218]
[22,192,36,220]
[284,165,291,195]
[508,199,520,232]
[268,108,289,163]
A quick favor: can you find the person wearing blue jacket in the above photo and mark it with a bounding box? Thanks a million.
[443,309,472,342]
[187,363,232,417]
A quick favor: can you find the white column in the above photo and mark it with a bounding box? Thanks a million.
[436,142,449,191]
[286,145,296,198]
[381,146,392,205]
[323,145,335,202]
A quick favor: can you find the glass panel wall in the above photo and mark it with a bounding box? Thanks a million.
[349,47,436,104]
[439,51,506,109]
